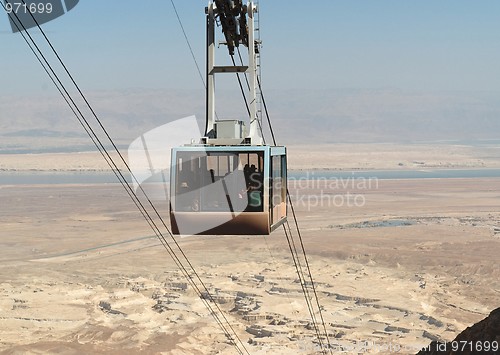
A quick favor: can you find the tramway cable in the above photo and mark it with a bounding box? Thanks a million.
[197,1,333,351]
[230,54,251,117]
[244,34,333,351]
[288,194,333,352]
[234,10,334,353]
[283,222,326,352]
[170,0,206,89]
[230,54,266,144]
[6,1,250,352]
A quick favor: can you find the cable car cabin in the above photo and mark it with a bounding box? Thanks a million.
[169,2,286,235]
[170,145,287,235]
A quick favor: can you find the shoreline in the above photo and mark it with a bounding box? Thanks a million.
[1,143,500,172]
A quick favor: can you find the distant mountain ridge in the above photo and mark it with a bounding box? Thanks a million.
[1,88,499,152]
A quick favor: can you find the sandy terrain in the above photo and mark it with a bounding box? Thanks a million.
[0,175,499,354]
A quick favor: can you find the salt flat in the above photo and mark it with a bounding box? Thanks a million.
[1,143,500,172]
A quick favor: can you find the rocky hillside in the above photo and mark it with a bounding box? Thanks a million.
[417,307,500,355]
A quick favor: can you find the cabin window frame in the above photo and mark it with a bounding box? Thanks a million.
[172,150,265,213]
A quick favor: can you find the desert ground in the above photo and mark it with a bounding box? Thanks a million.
[0,145,499,354]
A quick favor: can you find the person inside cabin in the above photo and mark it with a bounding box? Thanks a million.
[245,164,262,211]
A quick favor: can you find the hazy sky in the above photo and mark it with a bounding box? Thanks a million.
[1,0,500,97]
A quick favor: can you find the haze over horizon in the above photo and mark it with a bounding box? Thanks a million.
[1,88,499,152]
[1,1,500,150]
